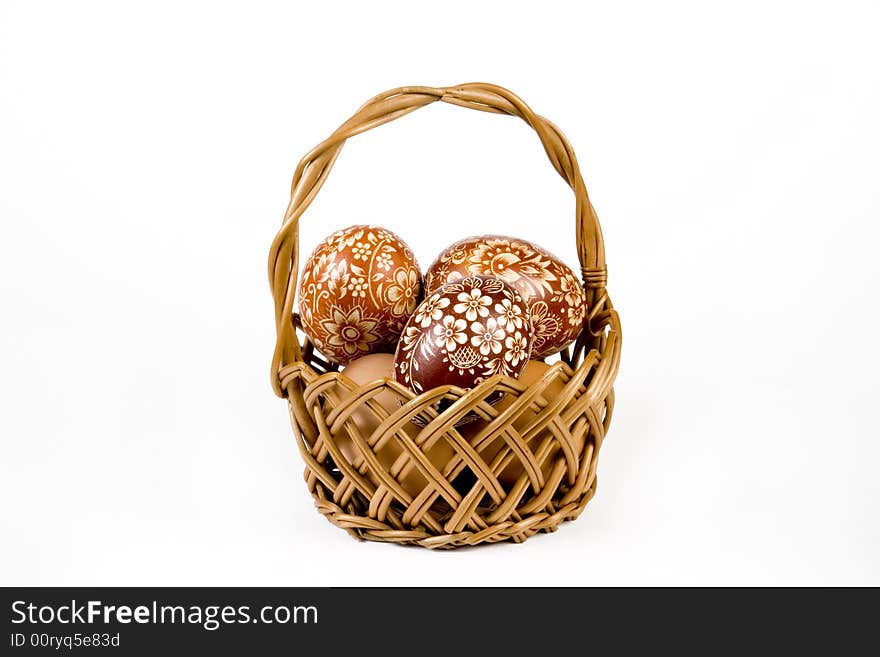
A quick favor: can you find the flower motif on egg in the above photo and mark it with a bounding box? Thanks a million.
[320,307,381,358]
[414,292,450,327]
[351,241,372,261]
[434,315,468,351]
[425,236,587,357]
[495,297,525,332]
[385,267,420,317]
[375,251,394,271]
[298,225,422,364]
[504,330,530,367]
[394,275,533,394]
[454,287,492,321]
[471,318,505,355]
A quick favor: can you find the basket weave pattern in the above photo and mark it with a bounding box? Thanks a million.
[269,83,621,548]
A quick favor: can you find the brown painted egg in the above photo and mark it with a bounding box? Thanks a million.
[298,225,422,364]
[394,275,533,394]
[425,235,587,357]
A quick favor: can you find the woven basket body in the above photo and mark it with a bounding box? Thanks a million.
[269,83,621,548]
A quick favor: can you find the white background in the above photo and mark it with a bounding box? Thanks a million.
[2,0,878,586]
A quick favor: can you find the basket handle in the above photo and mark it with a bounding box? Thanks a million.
[269,83,608,396]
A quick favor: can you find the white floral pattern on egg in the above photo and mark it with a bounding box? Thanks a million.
[298,225,421,364]
[394,276,533,394]
[425,236,587,357]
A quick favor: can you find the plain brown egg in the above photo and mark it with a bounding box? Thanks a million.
[462,359,581,487]
[332,353,455,498]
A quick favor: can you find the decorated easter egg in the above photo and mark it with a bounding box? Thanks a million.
[298,225,422,364]
[332,353,455,497]
[424,235,587,357]
[394,275,533,394]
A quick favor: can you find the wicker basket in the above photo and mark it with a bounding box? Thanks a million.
[268,83,621,548]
